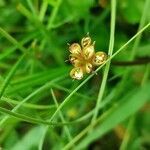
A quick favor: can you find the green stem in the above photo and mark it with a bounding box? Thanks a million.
[91,0,116,124]
[51,89,72,141]
[39,89,73,150]
[0,106,73,126]
[141,64,150,86]
[0,27,26,52]
[1,96,55,110]
[47,0,62,30]
[39,0,48,21]
[119,117,135,150]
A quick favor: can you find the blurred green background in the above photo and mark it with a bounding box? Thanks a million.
[0,0,150,150]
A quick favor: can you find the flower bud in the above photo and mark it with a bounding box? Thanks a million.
[83,45,95,59]
[81,36,91,48]
[70,67,83,80]
[93,51,107,66]
[69,43,81,54]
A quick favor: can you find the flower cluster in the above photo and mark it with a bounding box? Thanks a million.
[69,35,107,80]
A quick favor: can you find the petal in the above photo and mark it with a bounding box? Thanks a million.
[69,43,81,54]
[70,67,84,80]
[93,51,107,66]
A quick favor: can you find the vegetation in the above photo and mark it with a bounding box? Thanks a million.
[0,0,150,149]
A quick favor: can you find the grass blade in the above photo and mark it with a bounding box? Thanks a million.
[0,54,26,98]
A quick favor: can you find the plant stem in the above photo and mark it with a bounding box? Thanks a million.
[91,0,116,124]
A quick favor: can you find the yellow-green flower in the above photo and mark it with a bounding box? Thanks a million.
[69,35,107,80]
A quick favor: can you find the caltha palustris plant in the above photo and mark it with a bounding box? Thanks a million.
[68,35,107,80]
